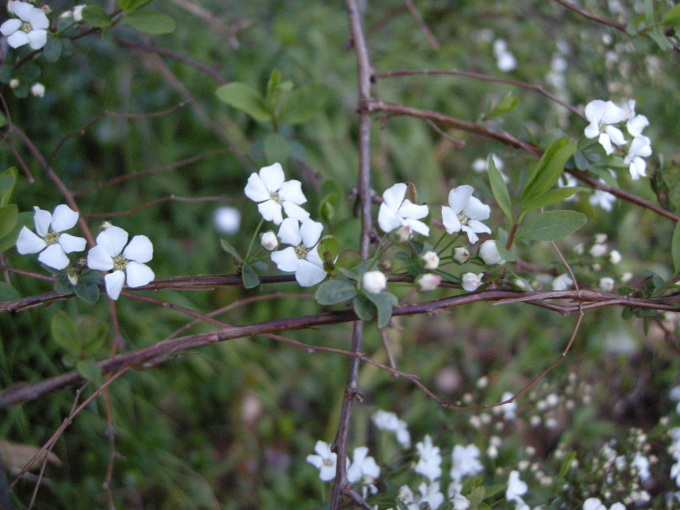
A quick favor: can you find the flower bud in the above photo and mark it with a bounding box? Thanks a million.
[416,273,441,292]
[609,250,621,264]
[421,251,439,270]
[31,83,45,98]
[461,272,483,291]
[479,240,505,265]
[362,270,387,294]
[599,277,615,292]
[551,274,573,291]
[392,226,412,243]
[260,231,278,251]
[73,5,86,22]
[453,247,470,264]
[589,243,607,257]
[66,268,79,286]
[9,79,19,89]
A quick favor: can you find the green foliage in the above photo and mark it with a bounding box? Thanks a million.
[123,11,177,35]
[315,279,358,305]
[216,82,272,122]
[662,4,680,27]
[515,210,587,242]
[485,91,520,120]
[81,5,112,28]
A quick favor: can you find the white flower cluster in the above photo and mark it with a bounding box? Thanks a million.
[306,440,380,497]
[16,204,154,300]
[584,99,652,180]
[1,1,49,50]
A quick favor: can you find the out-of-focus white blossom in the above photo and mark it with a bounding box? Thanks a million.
[415,435,442,482]
[371,410,411,446]
[599,277,615,292]
[551,274,573,291]
[213,206,241,234]
[450,444,483,482]
[493,39,517,72]
[416,273,441,293]
[30,82,45,98]
[625,136,652,180]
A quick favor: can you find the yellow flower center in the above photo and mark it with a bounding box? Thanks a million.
[44,231,59,246]
[113,254,128,271]
[294,244,308,260]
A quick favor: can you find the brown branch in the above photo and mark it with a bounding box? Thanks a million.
[403,0,440,50]
[553,0,626,31]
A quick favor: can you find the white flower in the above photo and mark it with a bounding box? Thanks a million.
[30,82,45,98]
[624,135,652,180]
[378,183,429,236]
[346,447,380,495]
[620,100,649,137]
[590,243,608,257]
[453,247,470,264]
[213,206,241,234]
[16,205,86,270]
[73,4,86,22]
[416,481,445,510]
[609,250,621,264]
[415,435,442,482]
[416,273,441,293]
[9,78,19,89]
[493,39,517,72]
[583,498,606,510]
[449,490,470,510]
[495,391,517,421]
[0,1,49,50]
[371,410,410,446]
[599,277,615,292]
[551,273,573,291]
[473,154,509,183]
[631,452,651,482]
[442,186,491,244]
[421,250,439,270]
[362,270,387,294]
[461,272,483,292]
[260,231,278,251]
[479,240,504,265]
[244,163,309,225]
[270,218,326,287]
[584,100,627,155]
[87,226,154,300]
[506,470,528,504]
[450,444,483,482]
[589,186,616,212]
[306,440,338,482]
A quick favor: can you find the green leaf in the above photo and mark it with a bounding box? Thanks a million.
[264,69,293,115]
[647,26,674,50]
[522,137,577,204]
[216,83,271,123]
[51,311,80,353]
[519,186,588,215]
[43,38,62,62]
[317,235,341,272]
[662,4,680,27]
[486,91,520,119]
[124,11,176,35]
[0,112,5,129]
[0,205,18,241]
[74,280,100,304]
[220,239,243,263]
[0,66,12,84]
[241,263,260,289]
[352,294,376,321]
[263,133,291,164]
[316,279,358,305]
[0,282,19,302]
[82,5,112,28]
[278,84,331,125]
[488,155,512,220]
[515,210,587,242]
[117,0,153,12]
[672,221,680,273]
[76,358,102,381]
[318,180,342,223]
[78,316,108,354]
[365,291,398,329]
[558,450,577,479]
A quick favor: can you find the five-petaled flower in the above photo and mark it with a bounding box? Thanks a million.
[87,226,155,300]
[270,218,327,287]
[244,162,309,225]
[378,183,430,237]
[16,205,86,270]
[442,186,491,244]
[624,135,652,180]
[306,440,339,482]
[0,1,49,50]
[583,100,627,155]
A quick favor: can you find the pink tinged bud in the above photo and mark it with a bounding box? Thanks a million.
[461,272,483,292]
[453,247,470,264]
[362,271,387,295]
[416,273,441,292]
[393,226,412,243]
[421,251,439,270]
[260,231,278,251]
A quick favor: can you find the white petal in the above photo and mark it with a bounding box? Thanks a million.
[282,201,310,222]
[448,186,474,214]
[584,100,606,124]
[598,133,614,155]
[467,219,491,236]
[7,30,28,48]
[38,244,69,270]
[258,163,285,192]
[50,204,79,232]
[125,262,154,288]
[33,207,52,237]
[11,1,34,21]
[277,218,302,246]
[258,200,283,224]
[58,233,86,254]
[382,183,406,211]
[462,196,490,221]
[604,125,625,146]
[462,226,480,244]
[271,247,299,272]
[403,218,429,237]
[398,199,429,220]
[441,206,461,234]
[628,135,652,158]
[27,29,47,50]
[278,180,307,205]
[583,123,599,139]
[0,19,22,36]
[627,114,649,137]
[600,101,626,124]
[628,157,646,180]
[295,259,327,287]
[16,226,46,254]
[123,235,153,263]
[299,219,323,248]
[28,8,49,30]
[378,203,403,233]
[104,271,126,300]
[97,226,128,257]
[87,244,114,271]
[244,173,270,202]
[305,245,325,269]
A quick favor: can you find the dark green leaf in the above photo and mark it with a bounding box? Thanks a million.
[242,263,260,289]
[74,280,100,304]
[663,4,680,27]
[263,133,291,164]
[316,279,358,305]
[117,0,153,12]
[43,38,62,62]
[0,168,17,207]
[522,137,577,204]
[0,205,17,241]
[76,358,102,381]
[124,11,176,34]
[51,311,80,353]
[486,91,520,119]
[278,84,330,124]
[220,238,243,263]
[488,155,512,220]
[515,210,587,241]
[647,26,674,50]
[0,66,12,84]
[352,294,376,321]
[317,236,341,268]
[0,112,5,128]
[216,83,271,123]
[82,5,112,28]
[672,221,680,274]
[365,291,398,329]
[0,282,19,302]
[558,451,577,479]
[78,316,108,354]
[264,69,293,115]
[519,186,588,215]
